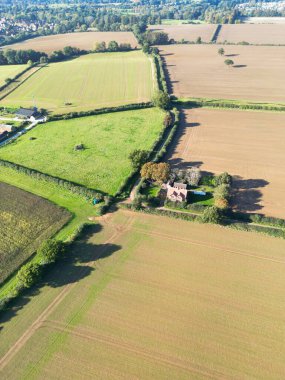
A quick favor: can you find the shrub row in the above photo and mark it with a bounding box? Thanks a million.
[229,222,285,239]
[225,209,285,229]
[153,108,179,162]
[0,63,37,94]
[0,159,104,200]
[176,99,285,112]
[49,102,153,121]
[153,53,168,93]
[0,238,66,312]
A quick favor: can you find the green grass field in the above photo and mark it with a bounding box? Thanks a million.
[1,51,155,114]
[0,64,27,86]
[0,210,285,378]
[0,108,165,194]
[0,182,71,285]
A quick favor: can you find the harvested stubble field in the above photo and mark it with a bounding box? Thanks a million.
[160,44,285,103]
[0,108,164,195]
[2,31,138,54]
[0,182,70,284]
[1,51,154,114]
[244,17,285,24]
[148,24,216,42]
[0,64,27,86]
[167,108,285,218]
[0,210,285,379]
[217,23,285,44]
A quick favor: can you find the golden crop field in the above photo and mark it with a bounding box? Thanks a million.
[3,32,138,54]
[167,107,285,219]
[217,23,285,44]
[0,210,285,379]
[160,44,285,103]
[148,24,217,42]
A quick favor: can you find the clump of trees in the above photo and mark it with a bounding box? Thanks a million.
[141,162,170,183]
[129,150,149,170]
[170,167,201,187]
[94,41,132,53]
[39,239,65,265]
[16,262,42,289]
[218,47,225,56]
[199,206,223,224]
[145,31,169,45]
[152,90,170,110]
[0,49,47,65]
[50,46,87,62]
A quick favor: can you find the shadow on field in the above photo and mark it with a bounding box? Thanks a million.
[0,223,121,327]
[225,54,239,57]
[166,108,201,168]
[233,65,247,69]
[231,177,269,212]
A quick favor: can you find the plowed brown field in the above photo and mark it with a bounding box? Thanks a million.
[3,31,138,54]
[160,44,285,103]
[217,24,285,44]
[1,210,285,379]
[167,108,285,218]
[148,24,217,42]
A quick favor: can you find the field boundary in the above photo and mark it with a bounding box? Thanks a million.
[174,97,285,112]
[0,159,105,199]
[0,64,46,101]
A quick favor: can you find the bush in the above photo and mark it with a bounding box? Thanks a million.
[16,263,42,289]
[152,90,170,110]
[214,184,231,200]
[38,239,65,264]
[199,206,223,224]
[213,172,232,186]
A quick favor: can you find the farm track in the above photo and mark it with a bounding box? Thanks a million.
[0,214,135,371]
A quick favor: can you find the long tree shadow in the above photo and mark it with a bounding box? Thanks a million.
[166,108,201,168]
[231,177,269,213]
[0,224,121,327]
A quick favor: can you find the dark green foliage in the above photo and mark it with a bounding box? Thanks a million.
[0,49,47,65]
[152,91,170,110]
[145,31,169,45]
[0,159,104,201]
[199,206,223,224]
[49,102,153,122]
[39,239,65,264]
[213,172,232,186]
[129,149,149,170]
[16,263,41,289]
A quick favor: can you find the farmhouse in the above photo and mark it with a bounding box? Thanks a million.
[166,182,188,202]
[15,107,42,121]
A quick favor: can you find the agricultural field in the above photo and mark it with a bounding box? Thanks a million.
[0,108,165,195]
[160,44,285,103]
[2,31,138,54]
[167,108,285,218]
[0,64,27,87]
[217,23,285,44]
[148,24,216,42]
[0,182,70,285]
[1,51,154,114]
[0,210,285,378]
[243,17,285,24]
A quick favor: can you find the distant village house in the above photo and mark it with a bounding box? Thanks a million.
[15,107,43,122]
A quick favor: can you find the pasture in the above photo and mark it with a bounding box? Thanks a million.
[0,64,27,86]
[167,108,285,218]
[217,23,285,44]
[0,182,70,285]
[148,24,216,42]
[2,31,138,54]
[0,210,285,378]
[0,108,165,195]
[1,51,154,114]
[160,44,285,103]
